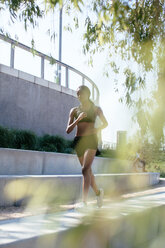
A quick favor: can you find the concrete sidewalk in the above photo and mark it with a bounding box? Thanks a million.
[0,179,165,248]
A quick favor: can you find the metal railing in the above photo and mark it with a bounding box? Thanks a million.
[0,34,99,104]
[102,141,117,150]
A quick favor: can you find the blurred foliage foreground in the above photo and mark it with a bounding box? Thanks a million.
[44,206,165,248]
[4,178,165,248]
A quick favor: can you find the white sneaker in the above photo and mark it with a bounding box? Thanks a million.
[75,202,87,210]
[96,188,104,208]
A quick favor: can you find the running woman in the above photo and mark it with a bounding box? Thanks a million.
[66,85,108,208]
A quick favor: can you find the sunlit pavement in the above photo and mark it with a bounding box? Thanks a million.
[0,179,165,247]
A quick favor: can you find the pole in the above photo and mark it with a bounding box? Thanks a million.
[58,7,63,85]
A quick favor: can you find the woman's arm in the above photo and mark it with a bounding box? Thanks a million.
[66,108,87,134]
[95,107,108,132]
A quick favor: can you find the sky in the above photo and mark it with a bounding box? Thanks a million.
[0,3,136,144]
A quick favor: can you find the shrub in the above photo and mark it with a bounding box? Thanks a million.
[98,148,117,158]
[146,161,165,178]
[11,130,37,150]
[0,125,76,154]
[38,134,69,153]
[0,126,37,150]
[64,147,74,154]
[0,126,13,148]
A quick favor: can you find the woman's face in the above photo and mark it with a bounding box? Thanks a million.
[77,89,89,103]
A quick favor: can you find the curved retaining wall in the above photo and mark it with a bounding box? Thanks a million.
[0,64,79,139]
[0,148,133,175]
[0,173,160,207]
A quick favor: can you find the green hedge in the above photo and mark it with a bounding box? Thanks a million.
[0,126,74,154]
[97,148,117,158]
[0,126,116,157]
[38,134,74,153]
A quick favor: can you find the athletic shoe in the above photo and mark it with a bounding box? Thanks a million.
[96,188,104,208]
[75,201,87,210]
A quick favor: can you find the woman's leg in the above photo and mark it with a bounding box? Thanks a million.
[81,149,99,202]
[77,153,99,196]
[90,170,99,195]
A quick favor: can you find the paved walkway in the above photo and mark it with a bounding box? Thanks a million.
[122,178,165,199]
[0,179,165,246]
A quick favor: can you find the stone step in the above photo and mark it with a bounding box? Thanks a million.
[0,173,159,207]
[0,189,165,248]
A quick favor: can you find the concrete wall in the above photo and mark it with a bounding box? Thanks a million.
[0,149,160,207]
[0,173,160,207]
[0,64,79,139]
[0,148,133,175]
